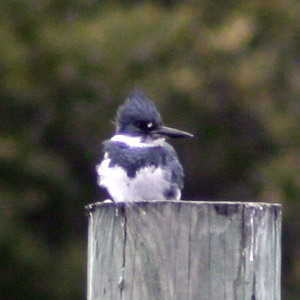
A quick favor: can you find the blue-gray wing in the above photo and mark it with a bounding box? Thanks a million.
[161,143,184,200]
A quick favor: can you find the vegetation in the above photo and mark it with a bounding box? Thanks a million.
[0,1,299,298]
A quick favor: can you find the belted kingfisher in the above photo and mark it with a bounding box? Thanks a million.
[96,89,193,202]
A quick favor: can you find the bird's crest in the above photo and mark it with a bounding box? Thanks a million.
[116,88,163,133]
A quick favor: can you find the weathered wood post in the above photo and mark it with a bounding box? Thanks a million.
[86,201,281,300]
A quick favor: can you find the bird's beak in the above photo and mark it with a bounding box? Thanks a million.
[154,126,193,139]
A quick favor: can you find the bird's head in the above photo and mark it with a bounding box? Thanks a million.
[115,89,193,139]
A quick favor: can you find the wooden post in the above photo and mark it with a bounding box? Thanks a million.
[86,201,281,300]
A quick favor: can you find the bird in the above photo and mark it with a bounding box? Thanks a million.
[96,89,193,202]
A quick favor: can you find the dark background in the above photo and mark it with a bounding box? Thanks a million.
[0,1,299,299]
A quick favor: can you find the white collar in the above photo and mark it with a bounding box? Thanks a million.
[111,134,165,148]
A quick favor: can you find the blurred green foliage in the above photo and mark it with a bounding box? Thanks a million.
[0,0,299,299]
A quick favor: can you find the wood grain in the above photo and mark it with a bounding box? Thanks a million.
[86,201,281,300]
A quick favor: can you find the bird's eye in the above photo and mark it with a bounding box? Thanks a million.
[135,121,155,131]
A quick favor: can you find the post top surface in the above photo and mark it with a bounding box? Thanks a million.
[85,200,281,213]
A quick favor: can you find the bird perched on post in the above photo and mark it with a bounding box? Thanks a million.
[96,89,193,202]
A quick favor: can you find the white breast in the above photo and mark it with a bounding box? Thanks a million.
[96,157,180,202]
